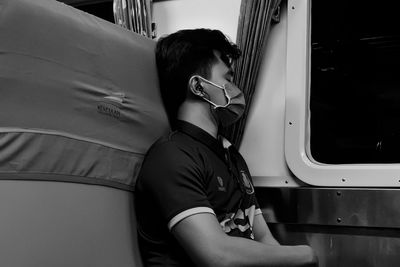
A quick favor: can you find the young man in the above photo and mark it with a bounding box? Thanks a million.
[135,29,318,267]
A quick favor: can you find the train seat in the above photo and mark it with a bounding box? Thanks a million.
[0,0,169,266]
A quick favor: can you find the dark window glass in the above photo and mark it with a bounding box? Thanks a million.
[60,1,114,23]
[310,1,400,163]
[78,2,114,23]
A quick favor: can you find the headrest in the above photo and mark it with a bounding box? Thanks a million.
[0,0,169,190]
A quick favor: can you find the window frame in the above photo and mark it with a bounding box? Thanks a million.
[284,0,400,187]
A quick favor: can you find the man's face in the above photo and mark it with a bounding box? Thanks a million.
[201,51,235,106]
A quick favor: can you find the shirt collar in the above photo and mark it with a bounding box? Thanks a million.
[174,120,226,160]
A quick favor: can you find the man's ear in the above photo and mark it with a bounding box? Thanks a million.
[188,75,204,97]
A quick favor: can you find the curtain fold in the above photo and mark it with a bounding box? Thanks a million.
[113,0,154,38]
[223,0,282,147]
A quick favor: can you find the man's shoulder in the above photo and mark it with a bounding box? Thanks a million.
[147,130,198,156]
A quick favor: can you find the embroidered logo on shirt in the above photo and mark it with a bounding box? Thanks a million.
[217,176,226,192]
[240,171,254,195]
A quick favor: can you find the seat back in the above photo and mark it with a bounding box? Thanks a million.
[0,0,169,265]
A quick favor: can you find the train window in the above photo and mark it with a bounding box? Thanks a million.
[285,0,400,186]
[310,0,400,164]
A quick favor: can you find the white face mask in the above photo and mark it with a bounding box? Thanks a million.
[190,75,246,127]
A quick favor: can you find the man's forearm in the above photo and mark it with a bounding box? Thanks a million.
[173,213,318,267]
[212,235,318,267]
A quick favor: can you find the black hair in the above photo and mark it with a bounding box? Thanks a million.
[155,28,241,127]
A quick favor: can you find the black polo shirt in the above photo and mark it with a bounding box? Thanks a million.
[135,120,261,266]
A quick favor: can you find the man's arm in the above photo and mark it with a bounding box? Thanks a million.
[252,213,280,245]
[172,212,318,267]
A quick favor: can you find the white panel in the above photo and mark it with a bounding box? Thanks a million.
[240,1,303,187]
[153,0,241,41]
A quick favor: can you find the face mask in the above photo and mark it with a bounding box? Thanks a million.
[191,75,246,127]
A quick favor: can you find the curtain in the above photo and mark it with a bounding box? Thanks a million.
[223,0,282,147]
[113,0,154,38]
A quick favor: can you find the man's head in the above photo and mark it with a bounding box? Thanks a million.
[155,28,241,127]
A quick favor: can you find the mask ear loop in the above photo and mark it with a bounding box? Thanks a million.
[191,75,232,109]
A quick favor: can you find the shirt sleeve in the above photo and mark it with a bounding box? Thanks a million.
[136,140,215,231]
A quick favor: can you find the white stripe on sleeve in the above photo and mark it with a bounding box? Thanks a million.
[168,207,215,230]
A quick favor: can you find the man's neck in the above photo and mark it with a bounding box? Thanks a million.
[177,101,218,139]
